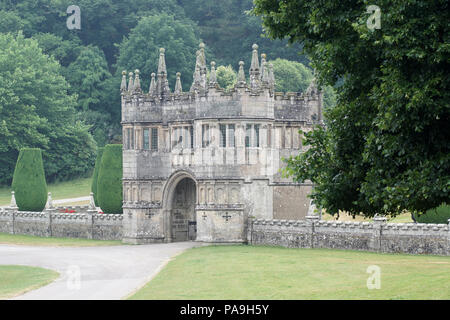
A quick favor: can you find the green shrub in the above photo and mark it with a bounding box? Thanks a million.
[97,144,123,214]
[413,204,450,224]
[11,148,48,212]
[91,147,105,206]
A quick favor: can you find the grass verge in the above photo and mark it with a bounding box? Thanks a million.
[0,265,59,299]
[129,245,450,300]
[0,232,122,247]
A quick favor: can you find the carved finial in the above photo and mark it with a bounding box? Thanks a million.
[262,62,269,85]
[260,53,267,81]
[198,43,206,71]
[306,78,318,96]
[45,192,53,209]
[120,70,127,92]
[149,72,156,95]
[250,44,259,72]
[10,191,17,208]
[134,69,141,92]
[156,48,170,97]
[128,71,134,92]
[268,63,275,89]
[209,61,217,86]
[237,61,246,86]
[174,72,182,94]
[89,192,96,210]
[249,44,260,89]
[157,48,167,75]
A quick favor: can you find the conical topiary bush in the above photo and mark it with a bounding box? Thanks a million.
[11,148,48,212]
[91,147,104,206]
[97,144,123,214]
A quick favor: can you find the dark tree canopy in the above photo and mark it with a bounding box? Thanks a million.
[0,0,314,185]
[254,0,450,216]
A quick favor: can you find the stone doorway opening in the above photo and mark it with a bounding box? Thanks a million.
[171,177,197,241]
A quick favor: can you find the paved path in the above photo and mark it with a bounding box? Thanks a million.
[0,242,202,300]
[53,196,90,205]
[1,196,91,208]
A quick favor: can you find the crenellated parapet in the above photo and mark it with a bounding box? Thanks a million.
[120,43,323,124]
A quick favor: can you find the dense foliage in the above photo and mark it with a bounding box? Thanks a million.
[0,33,96,185]
[115,13,202,94]
[216,65,237,90]
[97,144,123,214]
[0,0,327,185]
[255,0,450,217]
[91,147,105,206]
[11,148,47,212]
[413,204,450,224]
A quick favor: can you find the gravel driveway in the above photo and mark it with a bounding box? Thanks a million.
[0,242,202,300]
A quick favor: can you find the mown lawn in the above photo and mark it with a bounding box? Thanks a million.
[0,265,59,299]
[0,233,122,247]
[0,177,92,206]
[322,211,414,223]
[129,245,450,300]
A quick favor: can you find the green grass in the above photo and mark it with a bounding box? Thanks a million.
[0,265,59,299]
[323,211,413,223]
[0,232,122,247]
[0,177,92,206]
[129,245,450,300]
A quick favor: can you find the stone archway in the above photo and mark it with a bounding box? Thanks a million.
[162,171,197,242]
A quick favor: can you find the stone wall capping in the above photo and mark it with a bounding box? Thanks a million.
[2,205,122,240]
[250,217,450,256]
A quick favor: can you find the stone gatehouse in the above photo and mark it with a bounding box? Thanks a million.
[121,43,323,244]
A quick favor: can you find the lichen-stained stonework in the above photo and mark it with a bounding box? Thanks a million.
[121,44,323,244]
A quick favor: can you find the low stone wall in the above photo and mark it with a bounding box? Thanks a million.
[0,207,123,241]
[248,216,450,256]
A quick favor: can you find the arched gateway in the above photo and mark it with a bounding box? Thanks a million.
[121,43,322,244]
[162,171,197,242]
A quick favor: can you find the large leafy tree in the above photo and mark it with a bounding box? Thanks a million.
[254,0,449,217]
[64,45,113,146]
[115,14,204,91]
[179,0,308,67]
[0,32,96,185]
[216,65,237,90]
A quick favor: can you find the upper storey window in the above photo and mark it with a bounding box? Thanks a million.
[125,128,134,150]
[143,128,149,150]
[228,124,235,147]
[245,124,260,148]
[142,127,158,151]
[151,128,158,150]
[202,124,211,148]
[173,126,193,149]
[219,124,226,147]
[219,124,235,148]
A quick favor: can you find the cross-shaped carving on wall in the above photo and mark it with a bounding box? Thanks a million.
[222,212,232,222]
[202,212,207,220]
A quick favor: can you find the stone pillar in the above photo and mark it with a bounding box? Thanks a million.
[44,192,56,237]
[447,219,450,256]
[371,216,387,252]
[86,192,97,239]
[7,191,18,234]
[306,214,320,248]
